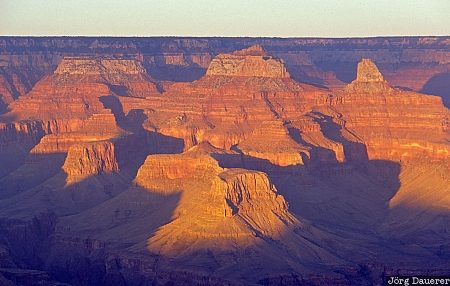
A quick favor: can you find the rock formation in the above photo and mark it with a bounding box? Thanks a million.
[135,144,310,268]
[238,120,310,166]
[0,39,449,286]
[215,168,293,224]
[356,58,385,82]
[54,57,146,76]
[335,58,450,161]
[0,70,27,106]
[206,44,290,78]
[62,141,119,183]
[2,56,159,123]
[1,36,449,104]
[345,58,393,93]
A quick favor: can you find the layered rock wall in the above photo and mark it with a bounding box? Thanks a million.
[62,141,119,182]
[206,45,289,78]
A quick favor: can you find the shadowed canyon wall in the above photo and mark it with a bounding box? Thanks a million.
[0,38,449,286]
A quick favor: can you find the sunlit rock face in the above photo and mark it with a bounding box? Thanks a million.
[53,57,160,98]
[3,56,159,123]
[355,58,385,82]
[138,144,303,265]
[54,57,147,76]
[333,58,450,161]
[206,45,290,78]
[62,141,119,183]
[0,40,449,286]
[345,58,393,93]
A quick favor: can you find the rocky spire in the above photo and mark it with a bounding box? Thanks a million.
[356,58,385,82]
[345,58,393,93]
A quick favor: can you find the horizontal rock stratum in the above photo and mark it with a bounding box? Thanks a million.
[55,57,147,75]
[0,38,449,286]
[206,44,290,78]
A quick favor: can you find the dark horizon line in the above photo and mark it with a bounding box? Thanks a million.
[1,35,450,39]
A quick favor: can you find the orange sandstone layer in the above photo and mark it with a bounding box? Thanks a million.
[62,141,119,183]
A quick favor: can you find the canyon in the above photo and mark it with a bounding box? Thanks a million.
[0,37,449,286]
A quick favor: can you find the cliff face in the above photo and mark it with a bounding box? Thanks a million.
[1,37,449,107]
[134,144,321,276]
[0,56,129,183]
[0,121,46,178]
[54,57,146,76]
[345,58,393,93]
[0,68,31,107]
[3,56,159,122]
[215,169,294,227]
[206,45,289,78]
[54,57,159,98]
[334,58,449,161]
[0,40,449,286]
[62,141,119,183]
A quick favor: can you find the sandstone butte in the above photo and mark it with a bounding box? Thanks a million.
[205,44,290,78]
[0,43,449,286]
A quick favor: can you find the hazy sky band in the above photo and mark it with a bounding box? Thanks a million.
[1,0,449,37]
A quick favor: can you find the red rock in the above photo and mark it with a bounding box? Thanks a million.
[3,56,159,123]
[345,58,393,93]
[62,141,119,183]
[332,58,450,161]
[206,45,290,78]
[0,40,449,286]
[136,144,300,256]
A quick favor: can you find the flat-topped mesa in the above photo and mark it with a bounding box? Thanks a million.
[52,56,159,97]
[54,57,147,76]
[345,58,393,93]
[206,45,290,78]
[2,57,160,121]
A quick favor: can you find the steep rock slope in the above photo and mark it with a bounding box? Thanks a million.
[57,143,341,284]
[0,57,138,180]
[116,45,314,166]
[0,43,449,285]
[206,44,290,78]
[4,56,158,122]
[62,141,119,183]
[331,58,449,161]
[1,36,449,95]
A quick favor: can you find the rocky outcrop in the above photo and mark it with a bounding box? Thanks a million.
[140,145,300,258]
[2,56,159,123]
[0,40,450,286]
[345,58,393,93]
[55,57,147,76]
[1,36,449,99]
[62,141,119,182]
[355,58,385,82]
[55,57,159,98]
[215,169,293,223]
[238,120,310,166]
[206,45,289,78]
[134,143,222,190]
[332,58,450,161]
